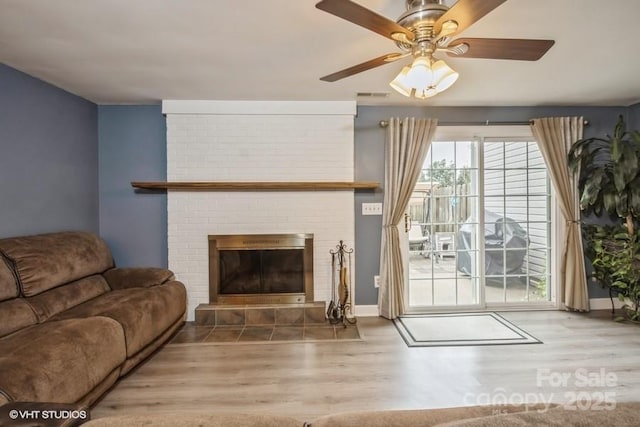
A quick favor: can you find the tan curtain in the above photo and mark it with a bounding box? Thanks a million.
[530,117,588,311]
[378,117,438,319]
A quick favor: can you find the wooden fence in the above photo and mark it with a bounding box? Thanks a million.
[408,183,472,233]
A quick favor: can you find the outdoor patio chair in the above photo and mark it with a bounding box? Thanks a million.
[409,224,430,256]
[434,231,456,262]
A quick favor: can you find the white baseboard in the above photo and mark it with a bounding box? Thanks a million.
[589,297,625,310]
[356,300,620,314]
[354,305,379,317]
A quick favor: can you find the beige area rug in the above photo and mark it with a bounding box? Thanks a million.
[394,312,542,347]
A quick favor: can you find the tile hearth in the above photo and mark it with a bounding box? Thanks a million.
[184,303,360,344]
[170,322,361,344]
[194,302,328,327]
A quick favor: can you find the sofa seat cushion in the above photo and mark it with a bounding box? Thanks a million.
[51,281,186,357]
[0,317,126,403]
[0,231,114,297]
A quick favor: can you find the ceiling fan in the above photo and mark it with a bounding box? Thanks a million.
[316,0,555,99]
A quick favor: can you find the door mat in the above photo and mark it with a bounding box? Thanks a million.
[394,312,541,347]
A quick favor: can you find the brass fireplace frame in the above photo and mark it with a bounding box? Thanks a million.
[208,233,314,305]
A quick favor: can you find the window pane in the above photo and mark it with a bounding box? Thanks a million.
[484,199,505,217]
[485,278,505,303]
[528,276,550,302]
[484,169,504,195]
[456,141,476,168]
[485,249,505,275]
[528,142,546,167]
[432,279,457,305]
[505,276,528,302]
[504,142,527,168]
[506,169,527,195]
[505,196,528,221]
[484,142,504,169]
[456,196,478,222]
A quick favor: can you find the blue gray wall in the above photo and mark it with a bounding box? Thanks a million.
[354,106,628,304]
[629,102,640,129]
[98,105,167,268]
[0,64,98,238]
[2,61,638,303]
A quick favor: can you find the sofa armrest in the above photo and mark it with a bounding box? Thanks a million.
[103,267,175,290]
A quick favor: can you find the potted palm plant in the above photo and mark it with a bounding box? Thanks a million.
[568,115,640,321]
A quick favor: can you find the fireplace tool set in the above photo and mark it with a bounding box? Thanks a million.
[328,240,356,325]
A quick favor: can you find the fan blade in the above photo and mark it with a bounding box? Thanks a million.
[446,38,555,61]
[434,0,507,37]
[320,52,408,82]
[316,0,414,42]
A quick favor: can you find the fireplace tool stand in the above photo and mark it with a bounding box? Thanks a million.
[328,241,356,326]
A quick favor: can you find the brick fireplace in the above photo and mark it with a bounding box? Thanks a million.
[163,101,357,320]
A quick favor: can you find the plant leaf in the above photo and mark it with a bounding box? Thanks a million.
[614,115,626,140]
[630,184,640,215]
[612,133,622,161]
[603,192,617,214]
[617,145,638,189]
[613,163,627,192]
[616,192,629,217]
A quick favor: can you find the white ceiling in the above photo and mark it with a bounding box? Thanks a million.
[1,0,639,107]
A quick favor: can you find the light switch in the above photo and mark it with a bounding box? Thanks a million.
[362,202,383,215]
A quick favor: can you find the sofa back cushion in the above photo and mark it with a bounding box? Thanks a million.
[26,274,111,322]
[0,254,38,338]
[0,255,18,302]
[0,299,38,338]
[0,231,114,297]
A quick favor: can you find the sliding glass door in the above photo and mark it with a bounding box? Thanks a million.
[405,127,555,311]
[406,139,480,307]
[483,139,552,305]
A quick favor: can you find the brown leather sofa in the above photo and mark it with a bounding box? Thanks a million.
[0,231,186,407]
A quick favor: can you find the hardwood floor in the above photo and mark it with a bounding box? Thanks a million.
[92,310,640,421]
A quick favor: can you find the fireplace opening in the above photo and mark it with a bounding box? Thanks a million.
[209,234,313,304]
[219,249,304,295]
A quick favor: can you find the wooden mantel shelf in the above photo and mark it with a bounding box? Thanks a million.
[131,181,379,191]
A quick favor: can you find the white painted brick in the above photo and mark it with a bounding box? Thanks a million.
[166,105,355,320]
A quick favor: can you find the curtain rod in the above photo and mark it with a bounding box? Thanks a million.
[378,119,590,128]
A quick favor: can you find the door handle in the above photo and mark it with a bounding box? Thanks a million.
[404,213,411,232]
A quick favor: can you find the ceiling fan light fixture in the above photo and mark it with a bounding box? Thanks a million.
[404,56,434,89]
[414,86,438,99]
[390,55,458,99]
[389,65,413,97]
[431,59,459,93]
